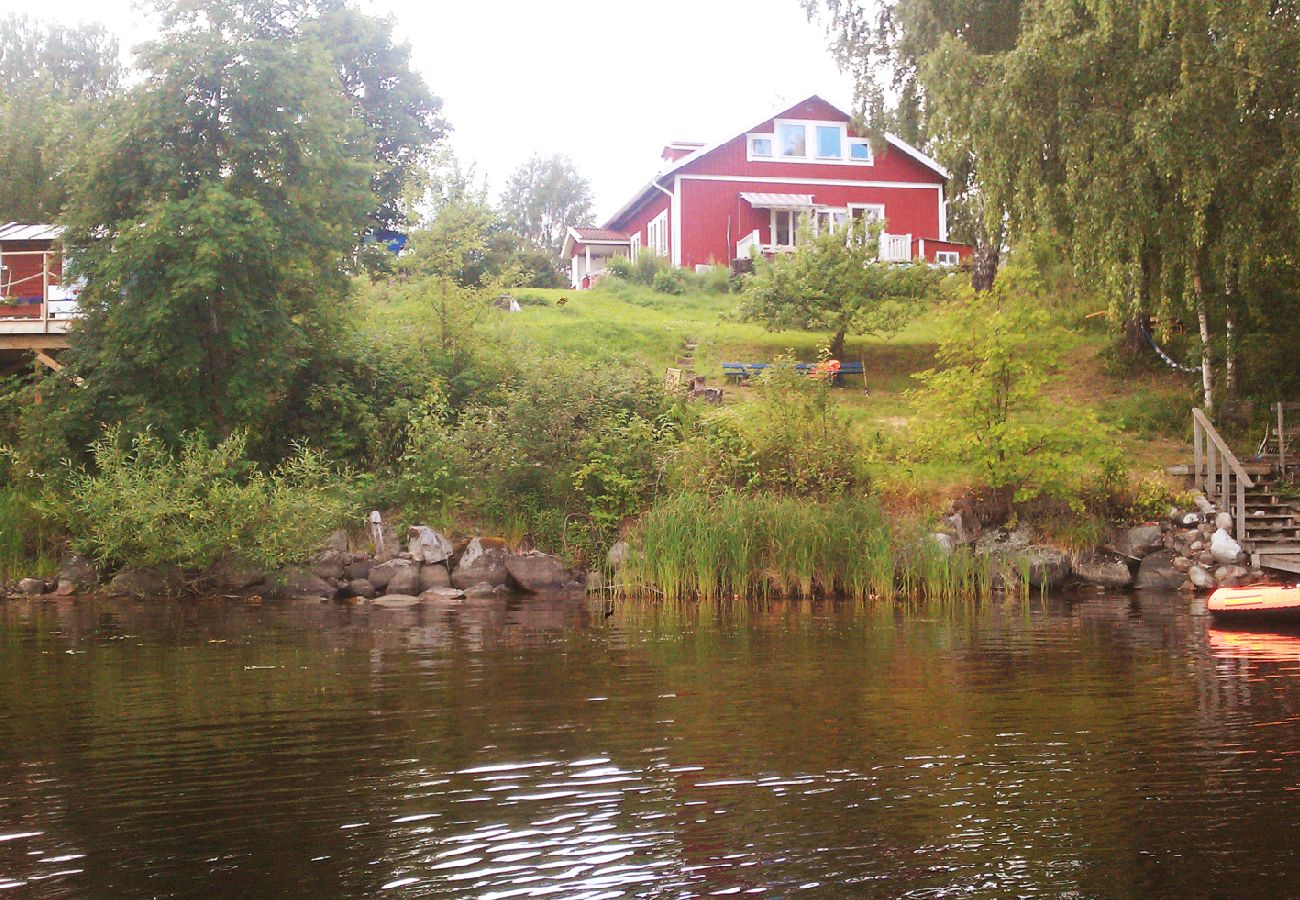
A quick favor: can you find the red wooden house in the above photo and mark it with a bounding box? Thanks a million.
[0,222,65,317]
[563,96,972,289]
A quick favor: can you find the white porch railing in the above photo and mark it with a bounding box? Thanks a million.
[735,230,761,260]
[878,232,913,262]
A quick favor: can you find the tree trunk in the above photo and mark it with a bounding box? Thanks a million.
[829,328,847,360]
[971,238,1000,292]
[1191,249,1214,415]
[1224,262,1240,405]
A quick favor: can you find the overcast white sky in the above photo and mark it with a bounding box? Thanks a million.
[0,0,857,221]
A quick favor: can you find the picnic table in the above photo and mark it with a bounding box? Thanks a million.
[721,361,865,385]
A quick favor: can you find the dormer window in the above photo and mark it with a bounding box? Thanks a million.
[750,136,772,157]
[816,126,843,159]
[778,123,806,157]
[849,139,872,162]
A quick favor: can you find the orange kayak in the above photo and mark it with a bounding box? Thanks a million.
[1207,585,1300,621]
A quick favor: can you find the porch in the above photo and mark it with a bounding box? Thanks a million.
[733,228,925,264]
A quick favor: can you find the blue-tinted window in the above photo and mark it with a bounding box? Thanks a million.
[816,126,842,158]
[751,137,772,157]
[778,123,806,157]
[850,141,871,161]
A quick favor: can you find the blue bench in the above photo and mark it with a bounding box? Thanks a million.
[722,361,865,384]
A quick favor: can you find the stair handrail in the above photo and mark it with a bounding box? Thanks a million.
[1192,408,1253,543]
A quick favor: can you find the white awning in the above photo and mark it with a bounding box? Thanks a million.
[739,192,815,210]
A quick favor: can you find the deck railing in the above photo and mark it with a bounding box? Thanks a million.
[1193,408,1254,540]
[735,230,761,260]
[878,232,912,262]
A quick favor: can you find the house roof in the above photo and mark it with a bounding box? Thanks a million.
[603,95,951,229]
[0,222,63,242]
[570,227,630,242]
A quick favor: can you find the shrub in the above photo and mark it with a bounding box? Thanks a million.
[50,427,359,572]
[651,267,689,295]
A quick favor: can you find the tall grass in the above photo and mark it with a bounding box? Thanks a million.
[621,491,992,603]
[0,488,59,582]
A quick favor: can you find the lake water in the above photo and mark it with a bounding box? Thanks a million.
[1,590,1298,897]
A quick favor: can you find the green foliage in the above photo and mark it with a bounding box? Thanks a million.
[0,487,59,581]
[651,267,689,295]
[606,251,673,287]
[674,358,865,498]
[499,153,595,259]
[740,222,943,356]
[909,271,1119,504]
[51,428,358,572]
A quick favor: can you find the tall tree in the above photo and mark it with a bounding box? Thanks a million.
[0,15,121,221]
[45,0,440,454]
[499,154,595,259]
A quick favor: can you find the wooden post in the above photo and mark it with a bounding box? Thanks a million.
[1194,414,1203,489]
[1237,477,1246,543]
[41,251,49,334]
[1279,402,1287,474]
[1208,440,1218,501]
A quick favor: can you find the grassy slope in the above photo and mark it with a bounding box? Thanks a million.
[366,278,1193,500]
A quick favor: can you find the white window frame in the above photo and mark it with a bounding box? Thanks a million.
[629,231,641,262]
[769,209,806,249]
[815,125,843,160]
[745,120,875,166]
[935,250,960,266]
[814,207,848,236]
[748,135,773,158]
[647,211,668,258]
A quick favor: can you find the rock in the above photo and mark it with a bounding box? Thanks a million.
[55,580,77,596]
[1172,556,1194,573]
[368,558,415,592]
[1022,545,1072,590]
[1210,528,1244,565]
[930,533,956,555]
[504,552,570,592]
[344,559,373,581]
[420,587,465,600]
[1135,550,1185,590]
[1074,551,1134,588]
[347,578,377,599]
[587,571,605,593]
[1214,565,1250,587]
[1189,540,1205,552]
[1114,524,1164,559]
[1198,523,1214,538]
[407,526,453,565]
[1197,551,1216,566]
[372,594,420,608]
[312,549,347,581]
[1193,494,1216,515]
[1215,512,1235,533]
[563,580,584,592]
[463,581,497,598]
[419,564,451,592]
[107,567,179,598]
[1177,511,1203,527]
[279,568,335,599]
[385,564,422,596]
[368,514,400,562]
[206,555,267,592]
[320,529,350,554]
[16,577,46,596]
[58,553,99,592]
[607,541,630,571]
[451,539,510,589]
[1188,565,1216,589]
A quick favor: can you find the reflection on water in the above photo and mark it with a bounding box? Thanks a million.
[1,591,1299,897]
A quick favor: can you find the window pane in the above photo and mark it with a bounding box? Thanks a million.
[816,126,842,158]
[778,124,805,157]
[775,211,791,245]
[850,141,870,161]
[751,138,772,157]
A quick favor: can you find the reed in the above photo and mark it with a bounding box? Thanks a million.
[0,488,59,582]
[622,491,992,603]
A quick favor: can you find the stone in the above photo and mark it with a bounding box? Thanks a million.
[206,556,267,592]
[55,580,77,596]
[107,567,180,598]
[1214,564,1250,583]
[1177,511,1203,527]
[57,553,98,592]
[312,549,347,581]
[1193,494,1216,515]
[607,541,630,572]
[419,564,451,592]
[1114,524,1164,559]
[1210,528,1244,565]
[368,558,415,592]
[16,577,46,596]
[1135,551,1185,590]
[344,559,373,581]
[1172,556,1193,573]
[420,587,465,600]
[463,581,497,598]
[1197,551,1216,566]
[930,533,956,555]
[1188,565,1216,590]
[386,564,422,596]
[279,568,335,599]
[1189,540,1205,552]
[587,571,605,593]
[1021,545,1072,590]
[320,529,350,554]
[563,580,585,592]
[1215,512,1235,533]
[451,539,511,589]
[1074,551,1133,588]
[372,594,420,608]
[347,578,377,599]
[407,526,453,565]
[1198,523,1214,537]
[504,552,569,592]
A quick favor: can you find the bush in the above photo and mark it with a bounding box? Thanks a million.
[50,427,359,572]
[651,267,689,295]
[673,357,865,498]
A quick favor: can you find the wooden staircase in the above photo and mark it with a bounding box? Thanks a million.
[1192,406,1300,575]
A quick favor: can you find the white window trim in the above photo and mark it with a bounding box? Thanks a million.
[629,231,641,262]
[769,208,808,249]
[647,211,669,258]
[935,250,961,266]
[745,120,875,166]
[848,202,886,223]
[813,207,848,236]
